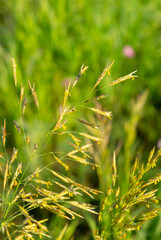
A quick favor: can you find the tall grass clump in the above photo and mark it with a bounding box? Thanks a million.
[94,149,161,239]
[0,58,160,239]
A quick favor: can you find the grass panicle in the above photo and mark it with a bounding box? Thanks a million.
[0,58,160,240]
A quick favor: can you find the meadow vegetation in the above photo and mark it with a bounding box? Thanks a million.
[0,0,161,239]
[0,60,161,240]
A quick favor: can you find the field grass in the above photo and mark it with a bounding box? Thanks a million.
[1,0,161,239]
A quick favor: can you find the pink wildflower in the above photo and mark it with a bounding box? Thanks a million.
[123,45,135,58]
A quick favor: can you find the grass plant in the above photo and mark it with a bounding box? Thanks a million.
[0,59,161,239]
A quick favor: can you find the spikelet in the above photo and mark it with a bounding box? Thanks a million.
[77,186,94,199]
[55,202,83,219]
[52,119,67,133]
[69,180,102,196]
[77,119,101,131]
[63,81,71,108]
[29,183,46,197]
[13,120,21,133]
[112,151,117,187]
[26,135,30,144]
[15,234,25,240]
[34,179,52,189]
[69,155,98,170]
[49,169,70,183]
[38,188,64,201]
[147,147,155,168]
[68,142,93,159]
[67,107,76,115]
[115,186,120,198]
[93,61,114,90]
[28,80,39,109]
[23,222,51,238]
[89,107,112,119]
[22,95,27,114]
[8,147,18,175]
[32,143,38,153]
[68,144,92,158]
[132,156,139,176]
[53,155,69,171]
[52,105,70,133]
[68,154,96,167]
[107,70,137,87]
[22,195,45,204]
[2,119,8,147]
[79,132,103,144]
[19,205,37,224]
[142,173,161,188]
[54,181,81,197]
[11,57,17,86]
[68,133,81,146]
[72,64,88,88]
[20,191,35,199]
[39,204,68,219]
[68,201,98,214]
[84,94,107,103]
[68,154,87,164]
[7,162,22,196]
[20,83,24,102]
[19,205,49,235]
[67,143,92,156]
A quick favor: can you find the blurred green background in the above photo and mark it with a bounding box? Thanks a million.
[0,0,161,239]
